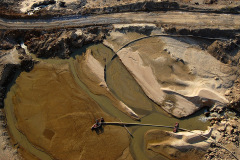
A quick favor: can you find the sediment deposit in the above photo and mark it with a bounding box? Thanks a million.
[104,29,237,118]
[7,62,132,160]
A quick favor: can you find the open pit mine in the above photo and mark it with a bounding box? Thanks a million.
[0,0,240,160]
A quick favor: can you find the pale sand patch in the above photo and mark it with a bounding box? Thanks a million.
[118,47,228,117]
[83,49,106,87]
[20,0,79,13]
[74,49,140,120]
[119,48,165,102]
[118,48,204,117]
[20,0,38,13]
[161,36,237,94]
[0,48,21,65]
[113,23,157,29]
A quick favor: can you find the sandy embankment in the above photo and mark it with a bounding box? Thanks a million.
[104,30,232,118]
[145,128,213,160]
[9,62,132,160]
[74,49,139,120]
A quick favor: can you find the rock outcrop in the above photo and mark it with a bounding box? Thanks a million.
[207,40,240,65]
[225,78,240,112]
[24,26,111,58]
[0,30,23,50]
[204,118,240,159]
[80,1,179,15]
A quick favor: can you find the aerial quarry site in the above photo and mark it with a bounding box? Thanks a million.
[0,0,240,160]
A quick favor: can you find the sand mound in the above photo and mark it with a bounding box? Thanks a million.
[104,30,233,118]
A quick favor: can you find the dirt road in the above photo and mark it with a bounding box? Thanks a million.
[0,11,240,30]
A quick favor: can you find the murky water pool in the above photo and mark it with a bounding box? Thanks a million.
[4,43,209,160]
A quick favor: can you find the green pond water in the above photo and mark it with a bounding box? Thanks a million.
[4,43,209,160]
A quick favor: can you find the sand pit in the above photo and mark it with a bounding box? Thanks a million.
[2,26,239,160]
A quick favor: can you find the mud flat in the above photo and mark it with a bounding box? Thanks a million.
[3,43,212,160]
[4,61,132,160]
